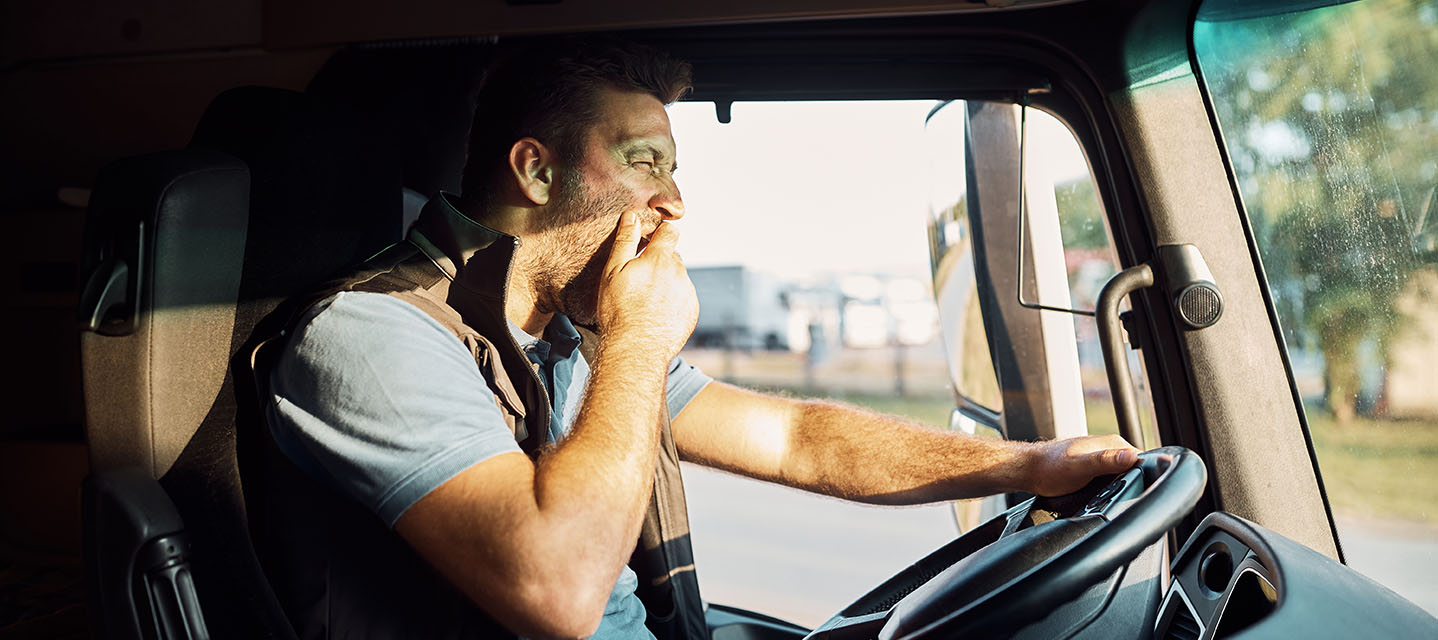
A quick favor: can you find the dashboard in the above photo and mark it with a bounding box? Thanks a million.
[1158,514,1279,639]
[1155,512,1437,640]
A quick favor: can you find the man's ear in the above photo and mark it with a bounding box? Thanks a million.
[507,137,556,206]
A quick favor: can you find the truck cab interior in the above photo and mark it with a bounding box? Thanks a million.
[3,0,1438,638]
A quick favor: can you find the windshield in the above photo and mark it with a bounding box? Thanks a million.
[1194,0,1438,615]
[668,100,959,625]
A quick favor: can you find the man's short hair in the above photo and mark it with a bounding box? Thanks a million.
[460,37,693,208]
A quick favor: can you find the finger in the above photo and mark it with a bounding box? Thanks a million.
[605,211,642,274]
[641,221,682,256]
[646,221,681,251]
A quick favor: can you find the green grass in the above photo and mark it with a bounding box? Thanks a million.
[1305,405,1438,523]
[735,385,957,428]
[820,391,956,428]
[758,386,1123,439]
[1084,401,1121,437]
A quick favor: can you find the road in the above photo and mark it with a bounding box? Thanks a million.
[682,464,1438,629]
[682,463,959,628]
[1334,516,1438,616]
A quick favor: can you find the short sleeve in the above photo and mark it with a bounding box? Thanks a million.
[665,355,712,421]
[268,291,523,527]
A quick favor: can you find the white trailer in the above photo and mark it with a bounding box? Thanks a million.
[688,266,792,350]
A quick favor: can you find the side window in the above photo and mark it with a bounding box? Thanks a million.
[1194,0,1438,615]
[924,100,1151,444]
[1025,106,1157,441]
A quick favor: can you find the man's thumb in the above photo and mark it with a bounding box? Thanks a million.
[1095,448,1139,472]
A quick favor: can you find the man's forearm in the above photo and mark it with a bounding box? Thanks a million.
[389,341,673,639]
[529,339,669,591]
[394,211,700,638]
[781,399,1037,505]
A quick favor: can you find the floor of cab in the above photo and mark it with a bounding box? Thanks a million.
[0,440,88,638]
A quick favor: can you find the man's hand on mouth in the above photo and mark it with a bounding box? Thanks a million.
[596,212,698,359]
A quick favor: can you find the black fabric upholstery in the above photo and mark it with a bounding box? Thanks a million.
[181,85,413,639]
[305,41,497,199]
[185,84,413,638]
[190,86,406,304]
[157,373,298,640]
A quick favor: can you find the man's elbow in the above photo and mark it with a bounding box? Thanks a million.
[501,573,611,640]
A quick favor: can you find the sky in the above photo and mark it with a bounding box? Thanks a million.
[666,100,934,280]
[664,99,1092,282]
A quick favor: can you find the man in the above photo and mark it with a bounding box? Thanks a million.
[264,38,1139,639]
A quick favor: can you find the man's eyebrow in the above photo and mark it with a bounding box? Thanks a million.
[620,142,672,164]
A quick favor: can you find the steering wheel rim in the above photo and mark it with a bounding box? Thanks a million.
[884,446,1207,640]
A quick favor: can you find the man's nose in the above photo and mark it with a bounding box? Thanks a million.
[650,180,685,220]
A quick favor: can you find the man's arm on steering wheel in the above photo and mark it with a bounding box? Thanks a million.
[671,381,1142,504]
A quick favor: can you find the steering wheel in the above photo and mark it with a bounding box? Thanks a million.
[807,446,1206,639]
[887,446,1207,638]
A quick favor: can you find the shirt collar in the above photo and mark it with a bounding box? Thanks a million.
[411,192,582,362]
[407,191,512,280]
[508,314,583,364]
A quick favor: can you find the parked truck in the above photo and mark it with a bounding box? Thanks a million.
[687,266,792,351]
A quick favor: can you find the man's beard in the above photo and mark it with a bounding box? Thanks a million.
[541,171,642,328]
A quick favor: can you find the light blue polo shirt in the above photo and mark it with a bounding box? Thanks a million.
[268,290,711,639]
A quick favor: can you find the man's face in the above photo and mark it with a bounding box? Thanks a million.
[541,87,685,326]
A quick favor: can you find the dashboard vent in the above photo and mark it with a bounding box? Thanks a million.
[1162,603,1202,640]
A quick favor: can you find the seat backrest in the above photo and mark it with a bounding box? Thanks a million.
[80,68,462,639]
[80,149,248,478]
[188,85,411,560]
[79,148,298,639]
[80,41,513,636]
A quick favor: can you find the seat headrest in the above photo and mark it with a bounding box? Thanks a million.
[306,42,496,198]
[190,86,405,303]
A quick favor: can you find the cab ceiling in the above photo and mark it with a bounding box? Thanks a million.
[2,0,1078,67]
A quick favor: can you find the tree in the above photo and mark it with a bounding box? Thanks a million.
[1195,0,1438,421]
